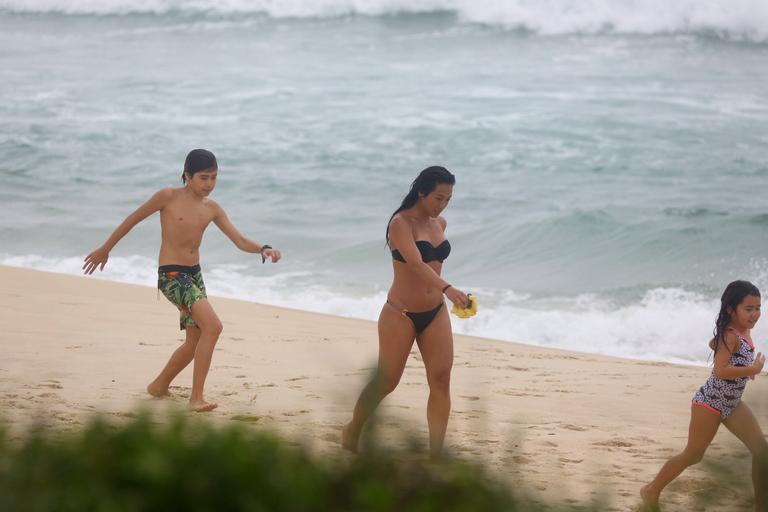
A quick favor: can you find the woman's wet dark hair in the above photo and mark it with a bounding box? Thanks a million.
[712,280,760,354]
[385,166,455,246]
[182,149,217,183]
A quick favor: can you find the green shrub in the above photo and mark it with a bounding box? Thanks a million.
[0,413,599,512]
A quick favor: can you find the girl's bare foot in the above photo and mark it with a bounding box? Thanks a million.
[640,485,660,511]
[146,381,170,398]
[341,423,359,453]
[187,400,218,412]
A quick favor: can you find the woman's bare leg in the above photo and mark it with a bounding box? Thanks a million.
[415,305,453,459]
[147,326,201,397]
[343,304,415,452]
[641,405,721,509]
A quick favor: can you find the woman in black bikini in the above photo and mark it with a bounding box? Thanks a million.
[343,166,470,459]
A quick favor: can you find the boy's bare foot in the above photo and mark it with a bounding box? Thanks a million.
[187,400,218,412]
[341,423,358,453]
[640,485,660,511]
[146,381,171,398]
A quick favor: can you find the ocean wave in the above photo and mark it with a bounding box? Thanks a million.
[1,0,766,42]
[5,253,765,365]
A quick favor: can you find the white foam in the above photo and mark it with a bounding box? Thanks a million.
[6,254,763,365]
[1,0,766,42]
[450,287,734,365]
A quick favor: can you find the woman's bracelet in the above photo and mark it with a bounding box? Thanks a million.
[441,284,452,294]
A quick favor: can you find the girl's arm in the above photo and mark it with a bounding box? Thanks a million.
[83,189,172,274]
[388,215,468,307]
[212,203,281,262]
[713,332,765,379]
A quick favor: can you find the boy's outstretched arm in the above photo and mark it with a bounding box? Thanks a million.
[83,189,172,274]
[212,203,282,263]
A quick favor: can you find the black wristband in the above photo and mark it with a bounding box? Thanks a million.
[441,284,452,294]
[260,244,272,263]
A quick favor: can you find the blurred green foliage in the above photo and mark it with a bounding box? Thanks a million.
[0,414,562,512]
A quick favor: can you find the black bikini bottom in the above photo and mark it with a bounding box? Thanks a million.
[389,301,444,335]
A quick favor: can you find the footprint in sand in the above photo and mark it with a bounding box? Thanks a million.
[459,395,480,401]
[593,438,638,448]
[65,345,82,350]
[500,389,545,398]
[112,412,139,419]
[231,414,261,423]
[38,380,63,389]
[320,432,340,443]
[508,455,533,464]
[561,423,589,431]
[286,376,308,382]
[333,370,368,377]
[168,386,190,398]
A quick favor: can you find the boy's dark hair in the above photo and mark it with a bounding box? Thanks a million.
[182,149,217,183]
[385,166,455,246]
[712,280,760,354]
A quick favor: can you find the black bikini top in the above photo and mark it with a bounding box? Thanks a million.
[391,240,451,264]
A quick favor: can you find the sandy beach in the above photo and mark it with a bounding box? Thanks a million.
[1,264,766,510]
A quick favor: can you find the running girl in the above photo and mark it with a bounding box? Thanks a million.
[83,149,281,412]
[641,280,767,510]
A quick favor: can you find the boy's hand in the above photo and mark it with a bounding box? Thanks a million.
[83,247,109,274]
[261,248,281,263]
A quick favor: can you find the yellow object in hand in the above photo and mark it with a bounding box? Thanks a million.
[451,294,478,319]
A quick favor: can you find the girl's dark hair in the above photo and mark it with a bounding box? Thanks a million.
[182,149,217,183]
[385,166,455,246]
[712,280,760,353]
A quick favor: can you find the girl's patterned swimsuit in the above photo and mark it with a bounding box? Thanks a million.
[692,329,755,419]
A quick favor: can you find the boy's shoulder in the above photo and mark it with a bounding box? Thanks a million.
[156,187,180,200]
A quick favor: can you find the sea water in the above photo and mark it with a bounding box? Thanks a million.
[2,0,768,364]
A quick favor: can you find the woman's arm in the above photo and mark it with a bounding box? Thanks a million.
[83,188,172,274]
[212,203,281,262]
[713,332,765,379]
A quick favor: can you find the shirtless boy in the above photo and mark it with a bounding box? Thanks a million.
[83,149,281,412]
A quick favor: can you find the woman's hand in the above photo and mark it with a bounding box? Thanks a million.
[83,247,109,275]
[444,286,470,309]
